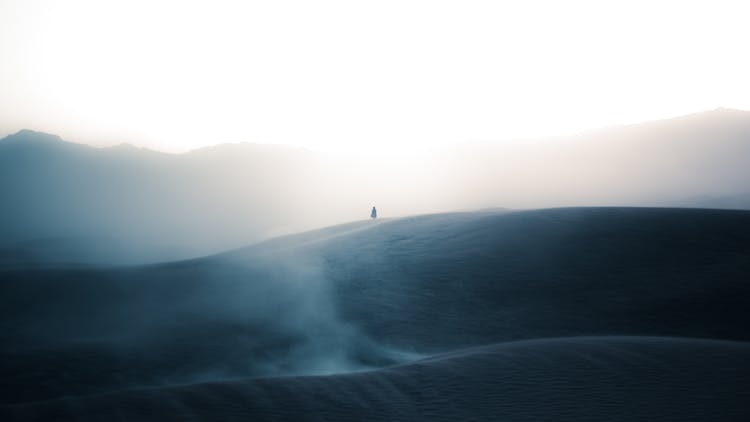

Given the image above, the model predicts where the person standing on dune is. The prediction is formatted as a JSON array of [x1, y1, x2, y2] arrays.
[[371, 206, 377, 219]]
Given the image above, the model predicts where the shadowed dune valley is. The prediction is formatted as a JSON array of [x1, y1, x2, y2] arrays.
[[3, 2, 750, 420]]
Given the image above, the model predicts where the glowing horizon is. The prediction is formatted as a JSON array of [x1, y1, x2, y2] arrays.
[[1, 0, 749, 153]]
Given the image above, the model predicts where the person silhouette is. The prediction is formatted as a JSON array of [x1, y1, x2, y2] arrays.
[[371, 206, 377, 219]]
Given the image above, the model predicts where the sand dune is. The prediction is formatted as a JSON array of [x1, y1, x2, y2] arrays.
[[3, 337, 749, 421], [1, 207, 750, 419]]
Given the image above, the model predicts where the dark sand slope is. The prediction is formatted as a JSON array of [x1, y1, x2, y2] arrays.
[[3, 337, 750, 421], [2, 207, 750, 416], [297, 207, 750, 350]]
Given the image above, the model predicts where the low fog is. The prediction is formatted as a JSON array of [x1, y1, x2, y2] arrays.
[[1, 108, 749, 264], [0, 243, 417, 401]]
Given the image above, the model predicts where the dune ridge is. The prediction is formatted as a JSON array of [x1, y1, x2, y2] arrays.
[[2, 207, 750, 419]]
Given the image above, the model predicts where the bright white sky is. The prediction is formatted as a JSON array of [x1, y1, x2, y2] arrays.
[[1, 0, 749, 153]]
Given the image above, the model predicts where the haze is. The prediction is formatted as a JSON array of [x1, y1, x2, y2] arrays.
[[2, 0, 749, 153], [4, 3, 750, 418], [2, 107, 750, 265]]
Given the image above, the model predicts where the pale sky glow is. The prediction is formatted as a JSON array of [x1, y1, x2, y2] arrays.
[[1, 0, 749, 152]]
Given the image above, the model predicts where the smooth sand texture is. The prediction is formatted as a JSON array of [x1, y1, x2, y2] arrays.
[[2, 207, 750, 420], [3, 337, 750, 421]]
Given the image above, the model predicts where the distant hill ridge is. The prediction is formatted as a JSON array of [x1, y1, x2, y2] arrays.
[[1, 108, 750, 264], [4, 107, 750, 154]]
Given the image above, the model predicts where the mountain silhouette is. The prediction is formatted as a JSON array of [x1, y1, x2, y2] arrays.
[[1, 108, 750, 264]]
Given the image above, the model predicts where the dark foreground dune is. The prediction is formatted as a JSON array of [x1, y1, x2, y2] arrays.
[[306, 207, 750, 349], [1, 207, 750, 419], [3, 337, 750, 421]]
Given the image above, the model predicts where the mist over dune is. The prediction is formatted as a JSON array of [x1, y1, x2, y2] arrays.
[[1, 108, 750, 264], [2, 208, 749, 413]]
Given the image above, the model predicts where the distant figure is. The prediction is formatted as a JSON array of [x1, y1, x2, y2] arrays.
[[371, 206, 377, 219]]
